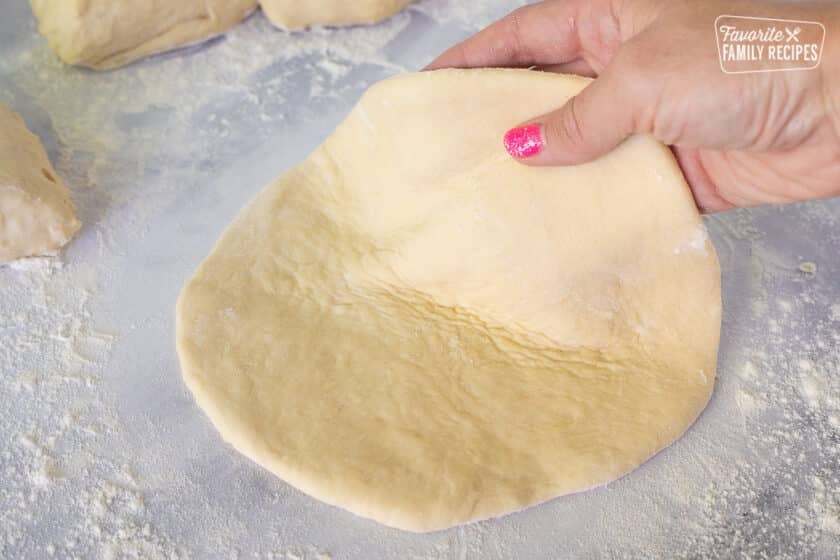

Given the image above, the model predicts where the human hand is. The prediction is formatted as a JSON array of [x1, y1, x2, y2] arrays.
[[427, 0, 840, 212]]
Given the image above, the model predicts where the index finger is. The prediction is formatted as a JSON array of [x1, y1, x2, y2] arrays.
[[424, 1, 588, 70]]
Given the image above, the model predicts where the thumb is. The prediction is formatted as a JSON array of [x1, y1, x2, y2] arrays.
[[503, 70, 639, 166]]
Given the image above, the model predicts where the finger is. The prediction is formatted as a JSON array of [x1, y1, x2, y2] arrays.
[[540, 59, 597, 78], [425, 2, 585, 71], [502, 66, 638, 166]]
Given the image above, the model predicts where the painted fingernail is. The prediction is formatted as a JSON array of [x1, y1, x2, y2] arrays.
[[503, 124, 544, 159]]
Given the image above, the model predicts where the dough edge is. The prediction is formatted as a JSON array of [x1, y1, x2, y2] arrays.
[[259, 0, 414, 30]]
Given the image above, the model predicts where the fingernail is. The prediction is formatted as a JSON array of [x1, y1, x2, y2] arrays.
[[503, 124, 544, 159]]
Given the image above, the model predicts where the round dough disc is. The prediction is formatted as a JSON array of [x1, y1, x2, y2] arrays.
[[176, 69, 721, 532]]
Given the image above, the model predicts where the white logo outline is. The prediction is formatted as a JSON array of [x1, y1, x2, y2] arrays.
[[715, 14, 825, 74]]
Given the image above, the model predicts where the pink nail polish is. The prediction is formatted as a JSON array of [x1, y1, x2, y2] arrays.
[[503, 124, 544, 159]]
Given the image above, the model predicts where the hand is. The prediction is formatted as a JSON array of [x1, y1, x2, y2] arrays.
[[426, 0, 840, 212]]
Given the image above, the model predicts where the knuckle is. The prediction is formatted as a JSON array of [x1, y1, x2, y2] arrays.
[[505, 7, 529, 63], [547, 97, 588, 149], [611, 43, 647, 73], [601, 47, 652, 134]]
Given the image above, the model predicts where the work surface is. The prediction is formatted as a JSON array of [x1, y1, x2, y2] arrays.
[[0, 1, 838, 558]]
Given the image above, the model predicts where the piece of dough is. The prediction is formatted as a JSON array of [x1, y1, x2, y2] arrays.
[[0, 103, 80, 263], [177, 69, 721, 532], [30, 0, 258, 70], [258, 0, 412, 29]]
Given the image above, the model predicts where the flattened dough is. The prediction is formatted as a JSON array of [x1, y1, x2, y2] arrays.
[[0, 102, 80, 263], [31, 0, 258, 69], [259, 0, 412, 29], [177, 69, 721, 532]]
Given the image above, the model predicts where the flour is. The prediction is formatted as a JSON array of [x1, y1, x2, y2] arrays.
[[735, 388, 765, 417], [0, 0, 838, 557], [581, 207, 840, 559], [799, 359, 831, 409], [0, 253, 186, 559], [674, 224, 710, 255], [5, 255, 61, 271]]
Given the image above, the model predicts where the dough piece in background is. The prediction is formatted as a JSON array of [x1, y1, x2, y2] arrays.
[[259, 0, 412, 29], [0, 103, 80, 263], [30, 0, 258, 70], [177, 69, 721, 532]]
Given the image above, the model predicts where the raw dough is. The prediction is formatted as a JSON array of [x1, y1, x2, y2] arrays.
[[177, 69, 721, 532], [30, 0, 258, 70], [0, 102, 80, 263], [259, 0, 412, 29]]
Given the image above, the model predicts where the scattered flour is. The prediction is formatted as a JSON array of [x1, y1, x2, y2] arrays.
[[0, 255, 184, 558], [735, 388, 765, 417], [674, 225, 710, 255], [0, 1, 837, 558], [5, 255, 61, 271]]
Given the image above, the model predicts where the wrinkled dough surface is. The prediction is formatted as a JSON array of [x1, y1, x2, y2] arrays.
[[176, 69, 721, 532], [0, 102, 80, 263], [31, 0, 257, 69], [259, 0, 412, 29]]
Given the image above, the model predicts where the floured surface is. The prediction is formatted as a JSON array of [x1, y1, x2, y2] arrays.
[[0, 0, 837, 556], [177, 69, 720, 531]]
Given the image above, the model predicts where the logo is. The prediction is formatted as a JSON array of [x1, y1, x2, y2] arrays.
[[715, 15, 825, 74]]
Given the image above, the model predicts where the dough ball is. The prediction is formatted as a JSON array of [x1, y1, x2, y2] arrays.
[[0, 102, 80, 263], [258, 0, 412, 29], [176, 69, 721, 532], [31, 0, 258, 70]]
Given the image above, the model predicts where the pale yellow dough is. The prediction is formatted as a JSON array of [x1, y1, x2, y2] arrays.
[[177, 69, 721, 532], [0, 103, 80, 263], [259, 0, 412, 29], [30, 0, 258, 70]]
